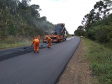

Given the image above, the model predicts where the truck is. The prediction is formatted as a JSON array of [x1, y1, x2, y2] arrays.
[[43, 23, 67, 43]]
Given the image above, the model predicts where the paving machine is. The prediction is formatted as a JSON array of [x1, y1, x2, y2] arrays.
[[43, 23, 67, 43]]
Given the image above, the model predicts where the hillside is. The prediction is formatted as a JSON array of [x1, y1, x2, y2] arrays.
[[0, 0, 54, 45]]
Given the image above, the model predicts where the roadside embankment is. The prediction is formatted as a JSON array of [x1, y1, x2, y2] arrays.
[[83, 38, 112, 84], [57, 37, 112, 84], [0, 36, 44, 50], [57, 38, 99, 84]]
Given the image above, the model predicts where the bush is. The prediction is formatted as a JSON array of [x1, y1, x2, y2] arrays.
[[83, 38, 112, 84]]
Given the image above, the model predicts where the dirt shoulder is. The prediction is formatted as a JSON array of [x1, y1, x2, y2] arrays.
[[56, 39, 98, 84]]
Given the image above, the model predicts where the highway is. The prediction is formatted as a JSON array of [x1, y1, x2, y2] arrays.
[[0, 36, 80, 84]]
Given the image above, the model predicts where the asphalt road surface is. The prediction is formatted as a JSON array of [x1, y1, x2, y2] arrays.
[[0, 36, 80, 84], [0, 43, 56, 61]]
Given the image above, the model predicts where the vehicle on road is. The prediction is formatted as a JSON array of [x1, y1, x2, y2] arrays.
[[43, 23, 67, 43]]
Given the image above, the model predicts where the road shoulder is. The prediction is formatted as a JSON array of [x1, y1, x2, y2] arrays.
[[56, 39, 99, 84]]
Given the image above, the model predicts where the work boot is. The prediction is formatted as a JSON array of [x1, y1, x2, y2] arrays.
[[48, 47, 50, 48], [37, 51, 39, 53]]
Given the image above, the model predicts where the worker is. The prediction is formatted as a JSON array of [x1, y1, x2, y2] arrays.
[[31, 37, 40, 53], [37, 35, 41, 41], [46, 36, 52, 48]]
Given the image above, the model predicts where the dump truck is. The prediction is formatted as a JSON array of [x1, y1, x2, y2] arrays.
[[43, 23, 67, 43]]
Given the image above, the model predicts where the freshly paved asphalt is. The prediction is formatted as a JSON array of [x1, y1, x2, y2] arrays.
[[0, 36, 80, 84], [0, 43, 56, 61]]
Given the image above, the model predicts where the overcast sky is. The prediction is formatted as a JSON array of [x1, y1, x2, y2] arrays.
[[30, 0, 100, 34]]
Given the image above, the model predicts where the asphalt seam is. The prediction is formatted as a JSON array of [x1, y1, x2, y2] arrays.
[[0, 43, 56, 61]]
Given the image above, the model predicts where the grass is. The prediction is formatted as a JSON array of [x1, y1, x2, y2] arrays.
[[0, 35, 45, 49], [67, 34, 72, 38], [0, 40, 32, 49], [82, 38, 112, 84], [0, 40, 43, 50]]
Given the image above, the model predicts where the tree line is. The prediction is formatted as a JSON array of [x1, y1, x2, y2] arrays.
[[75, 0, 112, 47], [0, 0, 54, 41]]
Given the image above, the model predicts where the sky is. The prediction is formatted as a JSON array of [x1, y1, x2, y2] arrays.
[[30, 0, 100, 34]]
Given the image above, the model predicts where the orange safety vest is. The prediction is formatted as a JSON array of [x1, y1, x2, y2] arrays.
[[32, 39, 39, 45], [47, 37, 52, 42]]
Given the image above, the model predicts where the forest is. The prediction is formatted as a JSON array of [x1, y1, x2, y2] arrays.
[[75, 0, 112, 48], [0, 0, 54, 43]]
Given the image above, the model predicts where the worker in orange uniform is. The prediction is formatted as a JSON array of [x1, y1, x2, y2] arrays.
[[37, 35, 41, 41], [46, 36, 52, 48], [31, 37, 40, 53]]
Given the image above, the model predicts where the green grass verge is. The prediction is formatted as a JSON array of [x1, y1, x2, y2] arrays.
[[0, 41, 32, 49], [0, 40, 43, 50], [82, 38, 112, 84], [0, 35, 44, 50]]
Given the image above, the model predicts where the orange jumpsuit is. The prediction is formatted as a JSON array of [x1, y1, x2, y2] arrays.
[[32, 39, 39, 52], [47, 37, 52, 48]]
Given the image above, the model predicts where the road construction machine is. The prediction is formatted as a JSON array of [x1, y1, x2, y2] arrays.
[[43, 23, 67, 43]]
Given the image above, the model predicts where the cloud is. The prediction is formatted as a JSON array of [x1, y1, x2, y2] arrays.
[[52, 0, 60, 1], [30, 0, 100, 34], [52, 0, 66, 1]]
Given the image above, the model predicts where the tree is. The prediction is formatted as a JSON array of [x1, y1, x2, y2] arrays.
[[0, 0, 54, 41], [74, 26, 85, 36]]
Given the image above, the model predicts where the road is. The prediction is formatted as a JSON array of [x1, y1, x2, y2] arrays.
[[0, 36, 80, 84], [0, 43, 56, 61]]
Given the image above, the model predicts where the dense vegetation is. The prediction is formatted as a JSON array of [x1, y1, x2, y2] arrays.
[[75, 0, 112, 83], [0, 0, 54, 43], [75, 0, 112, 48], [83, 38, 112, 84]]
